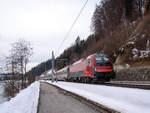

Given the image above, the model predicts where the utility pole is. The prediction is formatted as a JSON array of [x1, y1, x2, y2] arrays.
[[51, 51, 69, 82], [146, 40, 150, 51], [52, 51, 55, 72], [51, 51, 55, 82]]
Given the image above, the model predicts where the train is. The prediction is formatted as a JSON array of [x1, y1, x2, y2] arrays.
[[55, 53, 116, 83]]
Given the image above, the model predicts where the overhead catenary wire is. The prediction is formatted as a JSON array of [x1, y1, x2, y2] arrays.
[[57, 0, 89, 55]]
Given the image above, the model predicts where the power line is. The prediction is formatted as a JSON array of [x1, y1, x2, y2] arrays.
[[57, 0, 89, 55]]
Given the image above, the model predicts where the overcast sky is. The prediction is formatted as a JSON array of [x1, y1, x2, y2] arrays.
[[0, 0, 98, 71]]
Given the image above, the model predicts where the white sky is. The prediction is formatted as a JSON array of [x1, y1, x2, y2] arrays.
[[0, 0, 98, 70]]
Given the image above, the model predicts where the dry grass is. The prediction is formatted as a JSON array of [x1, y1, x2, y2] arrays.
[[130, 61, 150, 67]]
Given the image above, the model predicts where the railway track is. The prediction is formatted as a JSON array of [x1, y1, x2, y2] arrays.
[[63, 80, 150, 90], [41, 78, 150, 90], [96, 81, 150, 90]]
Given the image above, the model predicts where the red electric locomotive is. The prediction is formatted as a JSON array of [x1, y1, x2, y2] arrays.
[[56, 53, 115, 82]]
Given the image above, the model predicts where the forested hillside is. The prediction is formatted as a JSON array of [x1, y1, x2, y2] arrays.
[[27, 59, 52, 76], [27, 0, 150, 76]]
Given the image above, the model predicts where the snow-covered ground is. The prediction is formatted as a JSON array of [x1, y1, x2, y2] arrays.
[[46, 81, 150, 113], [0, 82, 9, 104], [0, 80, 150, 113], [0, 81, 40, 113]]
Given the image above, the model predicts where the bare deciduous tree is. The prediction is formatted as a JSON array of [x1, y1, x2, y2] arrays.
[[10, 39, 33, 88], [3, 56, 20, 97]]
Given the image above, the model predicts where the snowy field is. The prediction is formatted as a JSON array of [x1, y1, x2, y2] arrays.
[[46, 81, 150, 113], [0, 81, 40, 113]]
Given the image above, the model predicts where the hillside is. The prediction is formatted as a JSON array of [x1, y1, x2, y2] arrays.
[[115, 14, 150, 66], [27, 0, 150, 76], [56, 0, 150, 69]]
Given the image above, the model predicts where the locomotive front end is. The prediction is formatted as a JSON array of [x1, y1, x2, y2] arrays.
[[94, 54, 116, 81]]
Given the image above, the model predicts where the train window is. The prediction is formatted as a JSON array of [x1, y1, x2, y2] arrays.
[[95, 56, 109, 62], [95, 56, 111, 66], [76, 71, 84, 76], [79, 71, 85, 76], [70, 72, 76, 77], [69, 71, 85, 77], [88, 59, 92, 65], [103, 57, 109, 61]]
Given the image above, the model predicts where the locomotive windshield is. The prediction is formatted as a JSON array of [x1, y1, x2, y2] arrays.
[[94, 55, 112, 66]]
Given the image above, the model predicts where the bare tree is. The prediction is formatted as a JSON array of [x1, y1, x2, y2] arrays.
[[3, 56, 20, 97], [10, 39, 33, 88]]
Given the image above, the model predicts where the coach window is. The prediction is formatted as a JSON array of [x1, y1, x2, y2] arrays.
[[88, 59, 92, 65]]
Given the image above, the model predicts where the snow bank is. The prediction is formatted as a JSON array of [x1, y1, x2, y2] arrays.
[[132, 47, 150, 59], [46, 81, 150, 113], [0, 81, 40, 113]]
